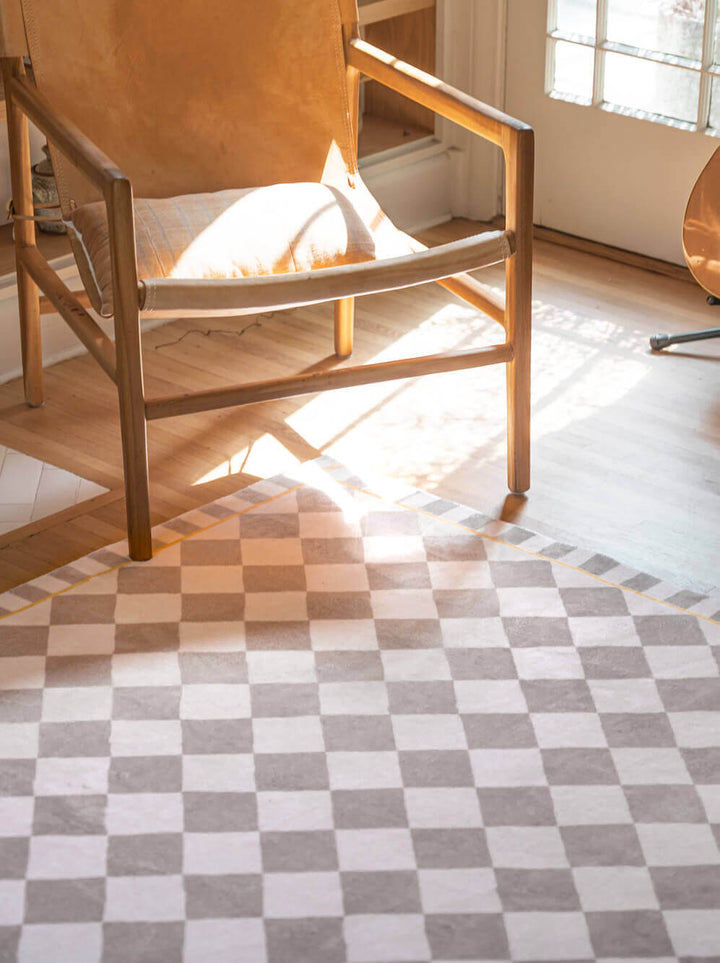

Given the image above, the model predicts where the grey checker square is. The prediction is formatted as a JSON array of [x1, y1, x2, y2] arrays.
[[1, 469, 719, 963]]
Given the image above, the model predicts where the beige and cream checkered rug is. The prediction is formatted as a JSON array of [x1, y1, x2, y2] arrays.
[[1, 457, 719, 963]]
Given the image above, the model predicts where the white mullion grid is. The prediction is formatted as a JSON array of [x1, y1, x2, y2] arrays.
[[592, 0, 608, 107], [699, 0, 719, 129], [545, 0, 559, 96]]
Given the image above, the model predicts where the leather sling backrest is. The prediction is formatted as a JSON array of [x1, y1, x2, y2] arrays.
[[17, 0, 357, 214]]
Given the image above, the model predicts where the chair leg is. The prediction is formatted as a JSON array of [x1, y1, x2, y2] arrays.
[[505, 272, 531, 494], [114, 308, 153, 561], [17, 262, 44, 407], [504, 128, 533, 495], [334, 297, 354, 359], [2, 58, 43, 407]]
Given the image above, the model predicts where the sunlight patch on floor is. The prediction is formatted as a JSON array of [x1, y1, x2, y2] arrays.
[[191, 293, 654, 492]]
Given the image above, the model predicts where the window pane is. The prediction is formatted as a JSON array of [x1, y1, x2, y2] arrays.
[[709, 76, 720, 128], [556, 0, 597, 38], [604, 51, 699, 122], [607, 0, 705, 60], [552, 39, 595, 100]]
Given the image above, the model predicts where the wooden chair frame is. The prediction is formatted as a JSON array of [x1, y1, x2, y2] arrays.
[[1, 16, 533, 562]]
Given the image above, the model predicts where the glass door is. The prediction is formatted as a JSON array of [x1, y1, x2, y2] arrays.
[[505, 0, 720, 262]]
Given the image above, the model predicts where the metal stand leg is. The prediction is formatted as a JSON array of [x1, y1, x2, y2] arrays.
[[650, 296, 720, 350]]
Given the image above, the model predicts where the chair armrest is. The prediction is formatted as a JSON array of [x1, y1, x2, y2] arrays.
[[345, 38, 531, 149], [6, 73, 128, 192]]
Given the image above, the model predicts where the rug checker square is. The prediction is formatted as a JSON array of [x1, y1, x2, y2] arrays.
[[0, 463, 719, 963]]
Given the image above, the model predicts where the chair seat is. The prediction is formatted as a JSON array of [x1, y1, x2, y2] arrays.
[[68, 177, 415, 317]]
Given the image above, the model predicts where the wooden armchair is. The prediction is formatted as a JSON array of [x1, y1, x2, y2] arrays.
[[0, 0, 533, 561]]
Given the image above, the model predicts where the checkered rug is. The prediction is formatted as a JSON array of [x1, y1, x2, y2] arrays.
[[1, 457, 719, 963]]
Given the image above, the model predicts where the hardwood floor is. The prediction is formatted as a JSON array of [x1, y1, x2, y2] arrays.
[[0, 220, 718, 595]]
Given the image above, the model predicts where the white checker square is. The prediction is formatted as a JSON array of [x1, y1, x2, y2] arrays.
[[569, 616, 640, 647], [27, 835, 107, 879], [362, 535, 427, 564], [47, 624, 115, 655], [243, 591, 307, 622], [239, 538, 303, 566], [246, 651, 316, 684], [697, 785, 720, 820], [646, 646, 719, 679], [573, 866, 659, 911], [0, 797, 33, 837], [252, 716, 324, 753], [182, 754, 255, 792], [179, 622, 246, 652], [70, 571, 118, 595], [257, 790, 334, 832], [551, 786, 632, 825], [471, 748, 547, 787], [381, 649, 450, 682], [305, 564, 368, 592], [336, 829, 416, 871], [622, 592, 672, 615], [497, 587, 566, 617], [327, 751, 402, 790], [392, 714, 467, 751], [41, 686, 112, 722], [110, 720, 181, 756], [0, 880, 24, 924], [180, 684, 251, 720], [310, 620, 378, 651], [184, 919, 266, 963], [111, 652, 181, 687], [428, 560, 493, 589], [589, 679, 665, 713], [637, 823, 720, 866], [344, 913, 430, 963], [319, 682, 388, 715], [1, 601, 50, 626], [370, 589, 437, 620], [485, 826, 569, 868], [298, 512, 361, 538], [263, 871, 343, 918], [669, 711, 720, 747], [664, 909, 720, 956], [403, 787, 483, 828], [441, 617, 509, 648], [182, 832, 262, 875], [512, 647, 584, 680], [505, 911, 592, 961], [0, 656, 45, 689], [418, 868, 502, 913], [114, 594, 181, 623], [181, 565, 243, 594], [455, 680, 527, 713], [105, 792, 183, 835], [0, 722, 38, 758], [18, 924, 102, 963], [611, 748, 692, 785], [34, 757, 109, 796], [105, 874, 185, 921], [531, 712, 607, 748]]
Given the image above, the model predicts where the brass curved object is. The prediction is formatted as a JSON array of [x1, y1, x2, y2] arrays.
[[682, 145, 720, 298]]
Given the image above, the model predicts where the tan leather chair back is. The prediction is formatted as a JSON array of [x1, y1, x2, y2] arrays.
[[0, 0, 27, 55], [18, 0, 358, 212]]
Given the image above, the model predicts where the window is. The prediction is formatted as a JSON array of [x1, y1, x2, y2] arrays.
[[547, 0, 720, 133]]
